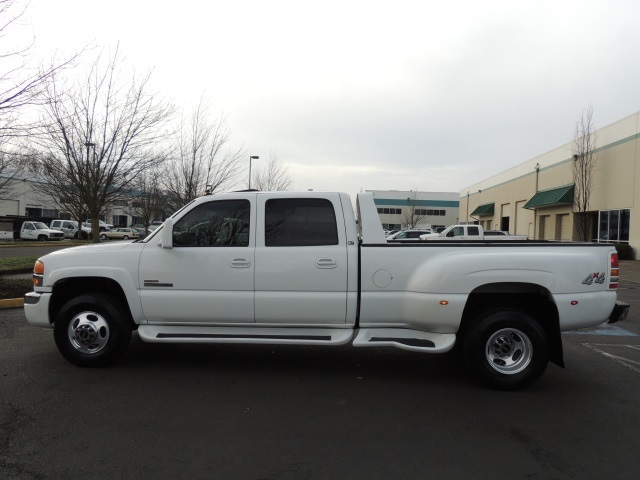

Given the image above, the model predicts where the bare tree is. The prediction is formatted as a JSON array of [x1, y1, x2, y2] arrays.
[[572, 105, 597, 241], [252, 151, 293, 191], [162, 95, 246, 212], [128, 168, 165, 231], [0, 0, 76, 198], [400, 190, 428, 229], [31, 46, 175, 241]]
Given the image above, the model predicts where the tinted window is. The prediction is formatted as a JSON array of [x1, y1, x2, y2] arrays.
[[468, 226, 480, 236], [265, 198, 338, 247], [173, 200, 250, 247]]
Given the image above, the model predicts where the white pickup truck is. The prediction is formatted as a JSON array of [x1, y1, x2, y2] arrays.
[[24, 192, 628, 389], [420, 224, 528, 240], [19, 221, 64, 241]]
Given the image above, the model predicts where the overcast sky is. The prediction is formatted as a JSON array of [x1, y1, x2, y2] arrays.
[[18, 0, 640, 198]]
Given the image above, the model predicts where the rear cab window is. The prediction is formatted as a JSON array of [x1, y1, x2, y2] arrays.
[[265, 198, 339, 247]]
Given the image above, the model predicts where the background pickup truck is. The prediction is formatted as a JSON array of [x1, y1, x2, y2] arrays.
[[19, 221, 64, 241], [24, 192, 628, 389], [49, 220, 92, 239], [420, 224, 528, 240]]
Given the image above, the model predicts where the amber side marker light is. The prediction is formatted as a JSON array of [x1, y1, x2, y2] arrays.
[[33, 260, 44, 287], [439, 300, 449, 306]]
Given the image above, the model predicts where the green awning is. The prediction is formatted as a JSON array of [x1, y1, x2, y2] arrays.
[[524, 185, 574, 210], [470, 202, 494, 216]]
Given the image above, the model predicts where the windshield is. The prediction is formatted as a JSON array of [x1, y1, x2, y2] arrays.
[[34, 222, 48, 229]]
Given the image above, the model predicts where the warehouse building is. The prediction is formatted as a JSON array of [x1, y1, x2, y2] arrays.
[[366, 190, 460, 231], [459, 111, 638, 257]]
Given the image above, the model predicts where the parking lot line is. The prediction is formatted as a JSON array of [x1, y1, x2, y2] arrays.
[[583, 343, 640, 375], [564, 324, 637, 336]]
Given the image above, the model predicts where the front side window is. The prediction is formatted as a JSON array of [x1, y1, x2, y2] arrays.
[[448, 226, 464, 237], [173, 199, 250, 247], [265, 198, 338, 247]]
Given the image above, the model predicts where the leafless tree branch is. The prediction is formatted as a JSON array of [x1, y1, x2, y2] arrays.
[[252, 150, 293, 191], [571, 104, 597, 241]]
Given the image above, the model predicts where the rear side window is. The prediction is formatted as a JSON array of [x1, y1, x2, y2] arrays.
[[468, 226, 480, 236], [265, 198, 339, 247], [173, 199, 250, 247]]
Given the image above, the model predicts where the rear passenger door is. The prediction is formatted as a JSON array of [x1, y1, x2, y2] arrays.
[[254, 195, 348, 325]]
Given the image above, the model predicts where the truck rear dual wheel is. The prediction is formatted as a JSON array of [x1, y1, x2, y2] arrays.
[[463, 309, 549, 390], [53, 294, 132, 367]]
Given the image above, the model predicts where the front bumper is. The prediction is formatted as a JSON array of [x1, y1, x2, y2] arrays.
[[24, 291, 53, 328], [608, 301, 630, 324]]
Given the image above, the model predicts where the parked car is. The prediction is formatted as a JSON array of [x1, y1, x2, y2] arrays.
[[386, 229, 433, 241], [84, 219, 114, 232], [99, 228, 139, 240], [148, 220, 164, 231], [19, 221, 64, 241], [131, 227, 151, 237], [50, 220, 92, 239]]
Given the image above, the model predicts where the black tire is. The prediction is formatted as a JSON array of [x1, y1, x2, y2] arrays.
[[73, 231, 79, 239], [463, 309, 548, 390], [37, 235, 47, 241], [53, 293, 132, 367], [100, 233, 107, 240], [123, 235, 129, 240]]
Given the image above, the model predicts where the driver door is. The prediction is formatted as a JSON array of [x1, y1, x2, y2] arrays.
[[138, 196, 256, 324]]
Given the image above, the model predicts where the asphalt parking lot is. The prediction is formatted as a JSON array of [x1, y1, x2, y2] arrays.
[[1, 263, 639, 479]]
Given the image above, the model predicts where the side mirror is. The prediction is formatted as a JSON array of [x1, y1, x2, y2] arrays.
[[161, 218, 173, 249]]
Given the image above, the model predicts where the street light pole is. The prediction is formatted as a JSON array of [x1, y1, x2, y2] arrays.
[[248, 155, 259, 189], [84, 141, 95, 237]]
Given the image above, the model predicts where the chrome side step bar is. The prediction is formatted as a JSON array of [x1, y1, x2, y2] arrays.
[[353, 328, 456, 353], [138, 325, 354, 345]]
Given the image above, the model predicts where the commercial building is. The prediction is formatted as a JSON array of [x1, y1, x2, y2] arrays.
[[459, 111, 638, 257], [0, 172, 142, 228], [366, 190, 460, 231]]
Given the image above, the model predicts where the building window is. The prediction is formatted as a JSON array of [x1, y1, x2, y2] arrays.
[[112, 215, 128, 228], [113, 200, 128, 207], [377, 207, 401, 215], [597, 209, 630, 243]]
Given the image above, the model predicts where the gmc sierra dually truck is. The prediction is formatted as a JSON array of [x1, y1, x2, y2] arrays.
[[24, 192, 629, 389]]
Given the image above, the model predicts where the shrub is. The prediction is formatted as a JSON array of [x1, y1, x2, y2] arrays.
[[614, 243, 634, 260]]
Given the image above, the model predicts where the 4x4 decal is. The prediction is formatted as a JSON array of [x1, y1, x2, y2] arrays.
[[582, 273, 606, 285]]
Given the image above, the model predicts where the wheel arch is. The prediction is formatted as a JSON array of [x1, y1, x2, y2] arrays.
[[459, 282, 564, 368], [49, 277, 137, 330]]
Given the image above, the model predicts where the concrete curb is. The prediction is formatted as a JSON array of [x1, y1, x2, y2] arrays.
[[0, 298, 24, 309]]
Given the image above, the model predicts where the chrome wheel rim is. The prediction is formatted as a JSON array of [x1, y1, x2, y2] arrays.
[[485, 328, 532, 374], [67, 312, 110, 354]]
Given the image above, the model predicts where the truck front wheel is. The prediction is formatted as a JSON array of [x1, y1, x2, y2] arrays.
[[463, 309, 548, 390], [53, 294, 132, 367]]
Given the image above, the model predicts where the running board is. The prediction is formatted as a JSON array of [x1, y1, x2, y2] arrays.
[[353, 328, 456, 353], [138, 325, 354, 345]]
